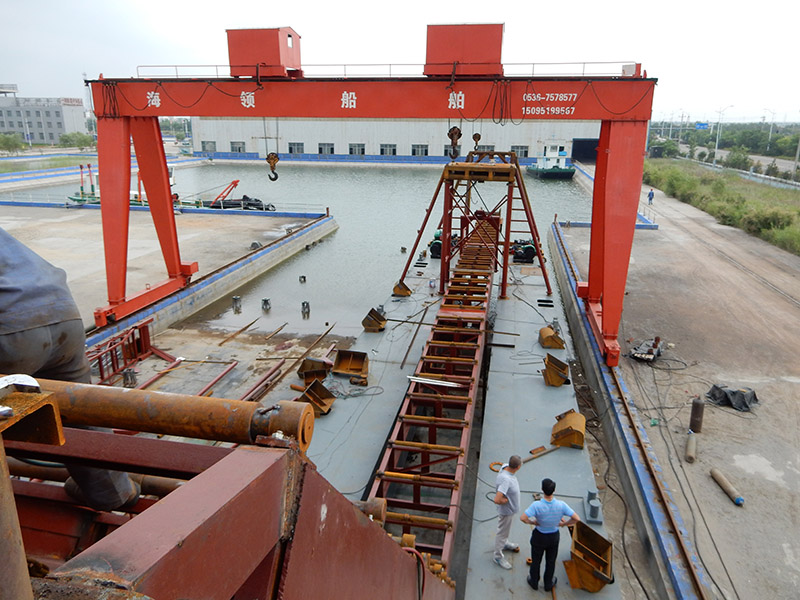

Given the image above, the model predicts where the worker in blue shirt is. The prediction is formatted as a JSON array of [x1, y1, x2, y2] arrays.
[[648, 188, 654, 205], [520, 477, 580, 591]]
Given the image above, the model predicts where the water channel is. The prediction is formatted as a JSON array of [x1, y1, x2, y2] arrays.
[[3, 162, 594, 337]]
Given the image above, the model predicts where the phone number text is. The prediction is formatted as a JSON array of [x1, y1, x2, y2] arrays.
[[522, 106, 576, 115]]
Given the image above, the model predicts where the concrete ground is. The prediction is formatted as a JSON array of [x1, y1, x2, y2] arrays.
[[560, 185, 800, 600], [0, 204, 312, 329]]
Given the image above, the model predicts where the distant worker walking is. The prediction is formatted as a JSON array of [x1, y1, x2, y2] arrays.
[[648, 188, 654, 205], [520, 477, 580, 591], [492, 455, 522, 569]]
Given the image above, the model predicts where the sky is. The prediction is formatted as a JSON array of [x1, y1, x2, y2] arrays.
[[3, 0, 797, 124]]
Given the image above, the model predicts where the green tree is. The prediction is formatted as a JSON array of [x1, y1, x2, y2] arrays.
[[0, 133, 24, 155], [765, 160, 780, 177], [723, 146, 752, 170], [59, 132, 96, 150], [175, 131, 186, 142]]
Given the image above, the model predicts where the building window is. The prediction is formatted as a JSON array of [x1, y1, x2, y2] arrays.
[[318, 143, 334, 154], [412, 144, 428, 156], [511, 145, 529, 157], [16, 111, 21, 117], [48, 133, 54, 140], [18, 121, 23, 128], [47, 122, 52, 128], [38, 132, 44, 140], [35, 110, 41, 117], [0, 121, 4, 128], [45, 111, 50, 117], [444, 145, 461, 157], [475, 144, 495, 152], [56, 122, 62, 129], [349, 143, 365, 155], [6, 110, 12, 116], [288, 142, 304, 154], [201, 141, 217, 152], [36, 122, 43, 128], [55, 111, 60, 117], [380, 144, 397, 156], [230, 141, 246, 152], [25, 110, 31, 117]]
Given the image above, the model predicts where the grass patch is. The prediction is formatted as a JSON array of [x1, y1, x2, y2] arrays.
[[0, 156, 93, 174], [644, 159, 800, 256]]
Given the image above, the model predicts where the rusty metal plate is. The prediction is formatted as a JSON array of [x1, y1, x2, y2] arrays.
[[279, 468, 454, 600], [0, 391, 63, 445]]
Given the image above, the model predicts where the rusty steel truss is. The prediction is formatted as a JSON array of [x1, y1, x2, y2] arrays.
[[367, 154, 545, 581]]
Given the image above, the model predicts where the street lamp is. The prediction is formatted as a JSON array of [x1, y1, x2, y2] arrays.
[[764, 108, 776, 152], [713, 105, 733, 166]]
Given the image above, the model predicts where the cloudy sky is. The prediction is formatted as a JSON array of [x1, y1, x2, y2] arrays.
[[4, 0, 797, 124]]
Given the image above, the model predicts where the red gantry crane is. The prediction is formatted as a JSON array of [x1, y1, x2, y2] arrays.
[[88, 24, 655, 368]]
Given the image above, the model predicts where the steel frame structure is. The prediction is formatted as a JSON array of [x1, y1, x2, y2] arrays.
[[88, 39, 654, 364], [367, 210, 498, 577]]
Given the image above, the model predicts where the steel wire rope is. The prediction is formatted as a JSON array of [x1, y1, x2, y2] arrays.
[[587, 81, 654, 116], [629, 360, 739, 600], [453, 80, 499, 123]]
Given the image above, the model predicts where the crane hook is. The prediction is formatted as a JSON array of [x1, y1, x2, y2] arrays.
[[472, 132, 481, 151], [266, 152, 279, 181], [447, 127, 462, 160]]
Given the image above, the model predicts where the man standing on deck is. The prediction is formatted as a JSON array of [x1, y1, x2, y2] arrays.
[[648, 188, 655, 205], [493, 455, 522, 569], [0, 227, 140, 511], [520, 477, 580, 591]]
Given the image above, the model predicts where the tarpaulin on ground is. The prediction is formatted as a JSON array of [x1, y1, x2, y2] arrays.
[[705, 385, 759, 412]]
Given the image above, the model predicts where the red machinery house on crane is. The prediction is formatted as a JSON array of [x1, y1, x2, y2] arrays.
[[88, 24, 655, 367]]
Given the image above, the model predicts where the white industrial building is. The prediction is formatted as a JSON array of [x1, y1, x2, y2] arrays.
[[190, 117, 601, 162], [0, 84, 88, 144]]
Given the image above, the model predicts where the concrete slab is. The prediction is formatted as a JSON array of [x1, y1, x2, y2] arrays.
[[464, 263, 618, 600], [558, 185, 800, 600]]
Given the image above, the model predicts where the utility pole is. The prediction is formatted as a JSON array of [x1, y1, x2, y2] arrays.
[[764, 108, 776, 152], [713, 105, 733, 167]]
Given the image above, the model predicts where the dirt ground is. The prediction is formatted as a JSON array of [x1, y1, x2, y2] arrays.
[[562, 187, 800, 600]]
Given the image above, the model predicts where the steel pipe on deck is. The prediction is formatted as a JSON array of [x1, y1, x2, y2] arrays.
[[26, 377, 315, 451]]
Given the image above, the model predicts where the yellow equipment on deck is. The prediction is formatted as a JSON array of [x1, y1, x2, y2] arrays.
[[332, 350, 369, 378], [542, 353, 570, 387], [563, 521, 614, 592], [538, 325, 565, 349], [362, 308, 388, 332], [550, 409, 586, 449]]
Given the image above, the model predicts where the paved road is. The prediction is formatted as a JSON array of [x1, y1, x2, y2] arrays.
[[562, 182, 800, 600]]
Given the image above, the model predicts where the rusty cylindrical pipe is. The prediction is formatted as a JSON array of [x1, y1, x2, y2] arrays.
[[30, 377, 314, 451], [6, 458, 184, 497]]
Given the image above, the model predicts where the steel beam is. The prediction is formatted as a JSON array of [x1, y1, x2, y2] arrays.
[[19, 377, 314, 449]]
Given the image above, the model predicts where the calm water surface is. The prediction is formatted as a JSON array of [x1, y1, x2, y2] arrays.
[[5, 163, 593, 337]]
